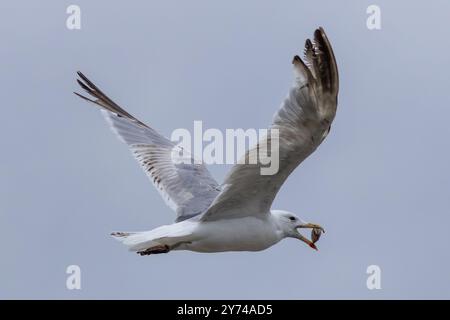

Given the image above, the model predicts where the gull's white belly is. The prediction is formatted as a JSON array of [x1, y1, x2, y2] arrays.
[[179, 217, 282, 253]]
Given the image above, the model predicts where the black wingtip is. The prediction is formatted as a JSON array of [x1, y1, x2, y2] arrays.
[[73, 91, 85, 98], [76, 70, 85, 78], [312, 27, 339, 95], [76, 78, 92, 95], [73, 91, 95, 103], [314, 27, 327, 43], [73, 70, 148, 127]]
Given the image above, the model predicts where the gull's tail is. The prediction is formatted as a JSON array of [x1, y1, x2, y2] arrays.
[[110, 224, 194, 253], [110, 231, 152, 251]]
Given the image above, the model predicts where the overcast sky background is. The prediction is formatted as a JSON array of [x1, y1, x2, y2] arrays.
[[1, 1, 450, 299]]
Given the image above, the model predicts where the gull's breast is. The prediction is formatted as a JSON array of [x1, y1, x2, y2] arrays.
[[182, 216, 282, 253]]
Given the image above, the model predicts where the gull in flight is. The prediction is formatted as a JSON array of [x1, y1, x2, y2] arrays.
[[74, 27, 339, 255]]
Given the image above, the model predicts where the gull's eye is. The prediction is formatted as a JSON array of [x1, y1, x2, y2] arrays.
[[289, 216, 296, 221]]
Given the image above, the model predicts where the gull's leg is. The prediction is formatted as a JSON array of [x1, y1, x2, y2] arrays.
[[137, 245, 170, 256]]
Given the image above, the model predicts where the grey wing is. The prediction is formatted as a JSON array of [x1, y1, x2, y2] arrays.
[[74, 72, 220, 222], [202, 27, 339, 221]]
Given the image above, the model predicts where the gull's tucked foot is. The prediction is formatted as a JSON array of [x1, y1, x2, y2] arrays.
[[137, 245, 170, 256]]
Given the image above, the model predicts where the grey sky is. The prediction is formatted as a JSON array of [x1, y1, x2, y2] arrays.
[[1, 0, 450, 299]]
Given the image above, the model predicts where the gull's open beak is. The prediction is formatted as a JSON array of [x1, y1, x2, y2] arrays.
[[298, 223, 325, 233], [295, 223, 325, 251], [296, 233, 318, 250]]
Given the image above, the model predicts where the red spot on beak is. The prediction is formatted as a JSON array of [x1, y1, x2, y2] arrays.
[[309, 243, 318, 251]]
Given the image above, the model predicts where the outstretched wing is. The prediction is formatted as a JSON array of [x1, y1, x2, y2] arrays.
[[74, 72, 220, 222], [202, 27, 339, 221]]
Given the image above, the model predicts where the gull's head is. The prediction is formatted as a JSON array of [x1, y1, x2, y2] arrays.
[[272, 210, 325, 251]]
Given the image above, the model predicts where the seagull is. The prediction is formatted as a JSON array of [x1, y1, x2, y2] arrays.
[[74, 27, 338, 255]]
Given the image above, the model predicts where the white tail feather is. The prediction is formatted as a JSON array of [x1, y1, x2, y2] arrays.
[[111, 223, 195, 252]]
